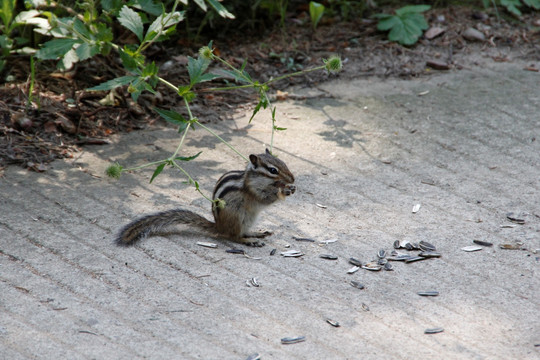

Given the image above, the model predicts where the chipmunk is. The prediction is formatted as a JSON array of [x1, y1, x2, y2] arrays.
[[116, 149, 295, 247]]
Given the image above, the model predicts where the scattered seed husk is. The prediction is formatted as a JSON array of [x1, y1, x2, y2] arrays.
[[281, 336, 306, 345], [506, 212, 525, 224], [377, 249, 387, 259], [293, 236, 315, 242], [419, 251, 441, 258], [349, 257, 363, 267], [500, 224, 516, 228], [411, 242, 421, 250], [393, 240, 401, 249], [499, 242, 523, 250], [384, 262, 394, 271], [473, 240, 493, 247], [319, 254, 338, 260], [347, 266, 360, 274], [417, 291, 439, 296], [361, 303, 370, 311], [424, 327, 444, 334], [405, 243, 414, 251], [419, 241, 436, 252], [461, 245, 483, 252], [197, 241, 217, 248], [350, 281, 365, 289], [316, 203, 327, 209], [362, 262, 383, 271], [243, 254, 262, 260], [320, 239, 338, 244], [405, 256, 428, 263], [388, 254, 412, 261], [246, 278, 261, 287], [226, 248, 245, 254], [377, 258, 388, 265], [281, 250, 304, 257], [326, 318, 340, 327], [412, 203, 421, 213], [270, 248, 277, 256], [245, 353, 261, 360]]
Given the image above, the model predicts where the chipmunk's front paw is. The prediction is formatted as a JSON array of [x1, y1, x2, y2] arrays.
[[283, 184, 296, 196]]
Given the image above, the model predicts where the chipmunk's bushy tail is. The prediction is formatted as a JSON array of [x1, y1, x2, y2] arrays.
[[115, 209, 215, 246]]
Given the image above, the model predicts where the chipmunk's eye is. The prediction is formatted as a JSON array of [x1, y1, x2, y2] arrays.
[[269, 167, 278, 175]]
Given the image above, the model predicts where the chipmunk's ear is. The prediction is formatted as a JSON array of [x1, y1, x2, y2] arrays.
[[249, 154, 259, 167], [265, 148, 272, 156]]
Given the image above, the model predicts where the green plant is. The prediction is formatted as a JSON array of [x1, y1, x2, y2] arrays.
[[373, 5, 430, 46], [483, 0, 540, 16], [105, 45, 342, 198], [309, 1, 325, 30]]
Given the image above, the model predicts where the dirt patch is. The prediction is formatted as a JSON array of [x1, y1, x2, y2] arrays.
[[1, 6, 539, 170]]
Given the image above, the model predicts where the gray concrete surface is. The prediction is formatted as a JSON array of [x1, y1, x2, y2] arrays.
[[1, 61, 539, 360]]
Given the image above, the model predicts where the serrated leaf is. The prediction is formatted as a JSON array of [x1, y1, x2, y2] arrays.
[[150, 163, 166, 183], [154, 107, 188, 132], [249, 97, 268, 123], [132, 0, 163, 16], [75, 42, 99, 61], [395, 5, 431, 16], [175, 151, 202, 162], [376, 15, 400, 31], [87, 75, 138, 91], [119, 47, 140, 71], [118, 6, 144, 42], [73, 18, 91, 39], [60, 47, 79, 70], [198, 73, 220, 83], [206, 0, 235, 19], [187, 55, 210, 85], [35, 38, 79, 60], [522, 0, 540, 9], [501, 0, 522, 16], [146, 11, 184, 40]]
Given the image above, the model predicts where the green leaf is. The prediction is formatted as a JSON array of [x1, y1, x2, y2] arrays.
[[87, 75, 138, 91], [0, 0, 16, 32], [249, 96, 268, 123], [206, 0, 235, 19], [309, 2, 325, 29], [154, 107, 189, 132], [73, 18, 92, 39], [150, 163, 166, 183], [376, 15, 400, 31], [187, 55, 210, 85], [175, 151, 202, 162], [522, 0, 540, 9], [501, 0, 522, 16], [274, 126, 287, 131], [395, 5, 431, 16], [118, 5, 144, 42], [375, 5, 430, 46], [146, 11, 184, 42], [75, 42, 99, 61], [119, 46, 141, 72], [35, 38, 80, 60], [132, 0, 163, 16]]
